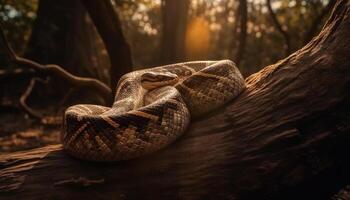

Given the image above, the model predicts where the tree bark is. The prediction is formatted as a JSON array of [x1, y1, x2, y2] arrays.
[[160, 0, 189, 64], [1, 0, 350, 199], [82, 0, 133, 91]]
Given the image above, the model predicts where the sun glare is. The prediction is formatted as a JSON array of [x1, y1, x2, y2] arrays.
[[185, 17, 211, 60]]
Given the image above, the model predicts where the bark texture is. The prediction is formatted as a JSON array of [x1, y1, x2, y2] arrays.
[[1, 1, 350, 199]]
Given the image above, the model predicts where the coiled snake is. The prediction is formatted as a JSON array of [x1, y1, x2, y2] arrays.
[[62, 60, 245, 161]]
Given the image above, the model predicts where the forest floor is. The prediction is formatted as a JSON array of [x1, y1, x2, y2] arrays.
[[0, 109, 61, 153], [0, 87, 101, 154]]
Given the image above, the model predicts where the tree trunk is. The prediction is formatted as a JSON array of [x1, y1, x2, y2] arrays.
[[24, 0, 110, 101], [160, 0, 189, 64], [1, 1, 350, 199], [82, 0, 133, 92], [25, 0, 107, 81], [234, 0, 247, 66]]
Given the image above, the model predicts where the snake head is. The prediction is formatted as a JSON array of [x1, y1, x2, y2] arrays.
[[141, 72, 179, 90]]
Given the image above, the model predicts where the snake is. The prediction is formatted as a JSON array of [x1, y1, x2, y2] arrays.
[[62, 60, 246, 161]]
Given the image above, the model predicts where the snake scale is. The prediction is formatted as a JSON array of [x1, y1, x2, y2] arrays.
[[62, 60, 246, 161]]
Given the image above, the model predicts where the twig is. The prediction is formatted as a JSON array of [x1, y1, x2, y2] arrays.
[[266, 0, 291, 56], [19, 78, 43, 119], [59, 88, 75, 108], [0, 21, 16, 61], [54, 177, 105, 188]]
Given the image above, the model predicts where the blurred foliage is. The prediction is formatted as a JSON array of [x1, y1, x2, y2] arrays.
[[0, 0, 37, 54], [0, 0, 331, 75], [116, 0, 162, 68], [242, 0, 330, 71], [115, 0, 331, 75]]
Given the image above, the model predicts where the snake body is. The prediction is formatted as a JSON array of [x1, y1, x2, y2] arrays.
[[62, 60, 245, 161]]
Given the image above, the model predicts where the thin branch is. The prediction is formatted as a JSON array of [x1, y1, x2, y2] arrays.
[[14, 58, 112, 103], [266, 0, 291, 56], [59, 88, 76, 107], [19, 78, 63, 126], [0, 21, 16, 61], [19, 78, 43, 119]]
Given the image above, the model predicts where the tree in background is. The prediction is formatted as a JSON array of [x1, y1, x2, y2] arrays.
[[1, 0, 335, 76], [1, 0, 133, 98], [82, 0, 133, 89], [0, 0, 336, 111], [26, 0, 109, 83], [160, 0, 189, 64], [0, 0, 134, 119], [232, 0, 247, 66]]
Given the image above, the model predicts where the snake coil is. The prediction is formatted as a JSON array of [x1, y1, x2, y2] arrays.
[[62, 60, 245, 161]]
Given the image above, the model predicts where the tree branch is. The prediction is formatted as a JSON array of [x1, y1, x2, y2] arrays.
[[19, 78, 44, 120], [0, 21, 16, 61], [266, 0, 291, 56]]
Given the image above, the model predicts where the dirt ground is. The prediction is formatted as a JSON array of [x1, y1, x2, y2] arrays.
[[0, 109, 61, 153]]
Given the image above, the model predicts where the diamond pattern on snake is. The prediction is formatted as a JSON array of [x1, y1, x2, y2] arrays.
[[62, 60, 246, 161]]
